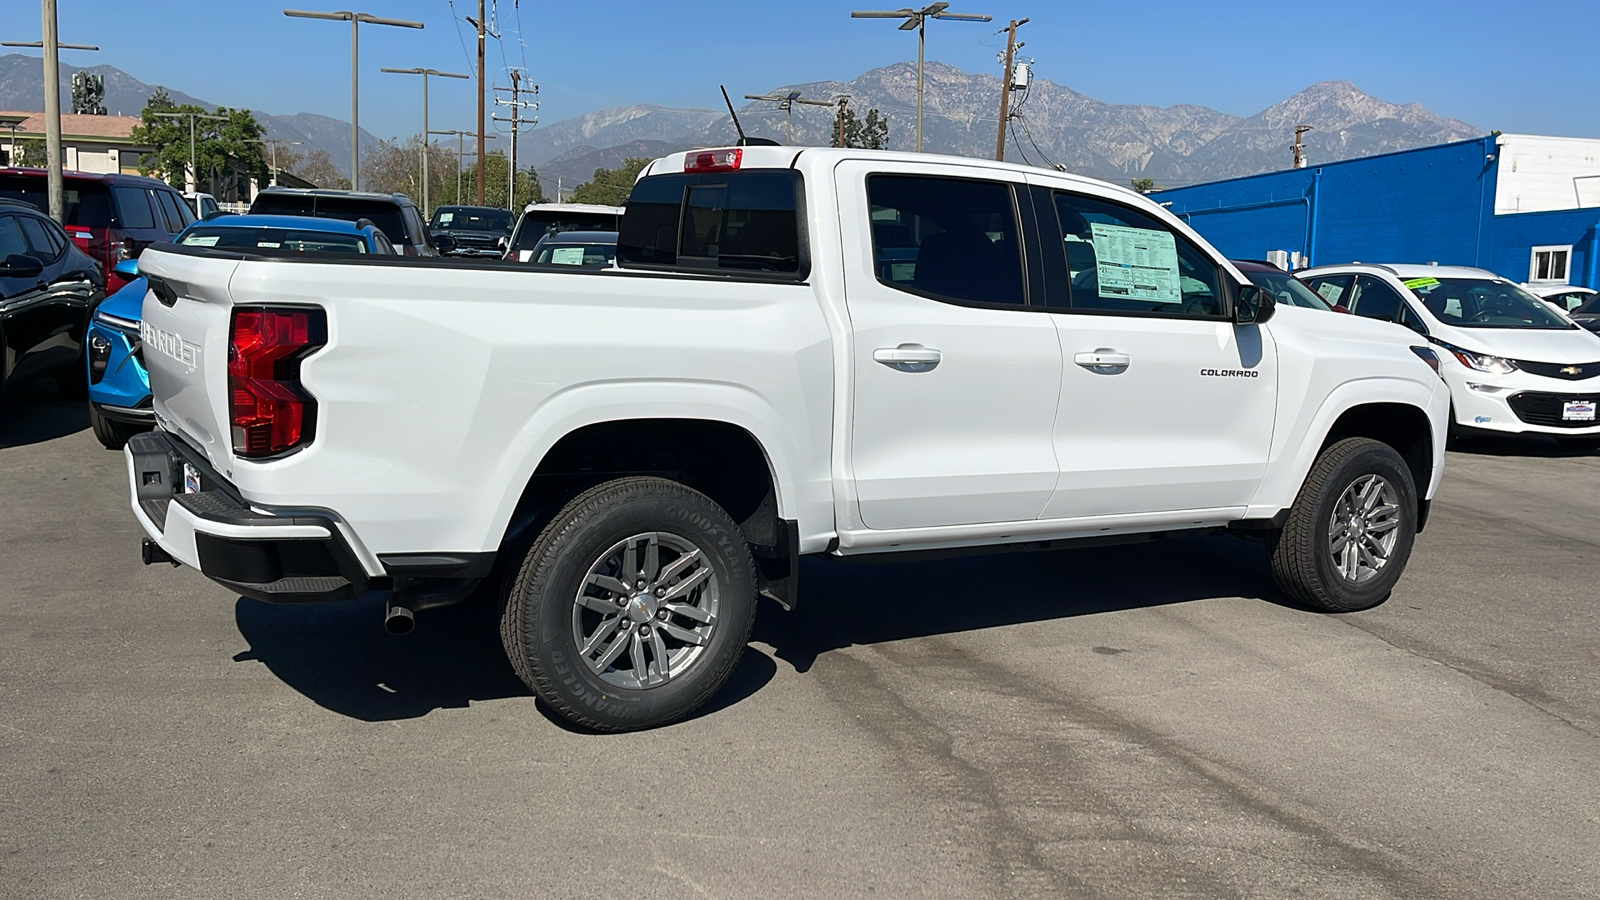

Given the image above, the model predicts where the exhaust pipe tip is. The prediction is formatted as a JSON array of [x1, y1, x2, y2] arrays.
[[384, 604, 415, 635]]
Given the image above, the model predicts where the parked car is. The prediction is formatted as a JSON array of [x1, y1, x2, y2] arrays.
[[504, 202, 623, 261], [129, 145, 1450, 732], [0, 167, 192, 292], [1300, 263, 1600, 450], [183, 191, 222, 220], [525, 230, 618, 267], [1524, 283, 1595, 314], [0, 198, 102, 401], [247, 187, 444, 256], [428, 205, 514, 257], [85, 215, 396, 449], [1231, 260, 1339, 311]]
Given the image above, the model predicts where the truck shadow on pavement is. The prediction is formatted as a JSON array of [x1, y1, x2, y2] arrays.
[[756, 533, 1282, 674], [0, 381, 89, 449], [231, 533, 1282, 724], [231, 590, 777, 725]]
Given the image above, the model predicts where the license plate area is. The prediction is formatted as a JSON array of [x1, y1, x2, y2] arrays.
[[1562, 400, 1596, 421]]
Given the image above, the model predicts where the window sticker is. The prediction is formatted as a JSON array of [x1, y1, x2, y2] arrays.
[[1315, 282, 1343, 303], [1403, 277, 1439, 289], [437, 212, 453, 225], [1089, 223, 1180, 303], [257, 241, 281, 249], [181, 235, 220, 247], [550, 246, 585, 265]]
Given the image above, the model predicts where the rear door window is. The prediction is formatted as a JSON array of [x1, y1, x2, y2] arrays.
[[0, 214, 29, 259], [618, 170, 802, 275], [1303, 274, 1353, 308], [18, 215, 63, 262], [864, 174, 1024, 307], [112, 186, 156, 229]]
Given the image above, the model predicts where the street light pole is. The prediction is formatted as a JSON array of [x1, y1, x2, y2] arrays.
[[284, 9, 424, 191], [743, 91, 836, 146], [383, 68, 468, 215], [850, 3, 991, 153], [245, 138, 303, 186], [427, 129, 494, 204], [153, 110, 226, 193], [4, 2, 99, 223]]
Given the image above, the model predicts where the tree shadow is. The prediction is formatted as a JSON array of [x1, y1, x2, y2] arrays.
[[233, 533, 1281, 724], [755, 532, 1283, 674], [0, 380, 89, 449]]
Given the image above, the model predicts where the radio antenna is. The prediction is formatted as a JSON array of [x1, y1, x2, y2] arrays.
[[720, 85, 748, 143]]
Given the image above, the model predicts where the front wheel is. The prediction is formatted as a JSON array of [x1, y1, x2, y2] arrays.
[[500, 476, 758, 732], [1268, 437, 1418, 612]]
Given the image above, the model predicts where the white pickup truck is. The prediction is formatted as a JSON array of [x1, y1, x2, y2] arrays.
[[127, 146, 1450, 731]]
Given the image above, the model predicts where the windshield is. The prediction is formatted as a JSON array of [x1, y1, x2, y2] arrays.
[[1245, 269, 1332, 311], [534, 242, 616, 266], [431, 207, 513, 233], [249, 194, 406, 246], [1405, 277, 1572, 329], [1573, 293, 1600, 316], [510, 211, 621, 253], [179, 226, 368, 254]]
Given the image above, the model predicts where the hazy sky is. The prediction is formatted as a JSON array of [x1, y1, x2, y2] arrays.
[[11, 0, 1598, 140]]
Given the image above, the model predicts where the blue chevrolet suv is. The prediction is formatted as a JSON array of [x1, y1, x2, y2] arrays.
[[86, 215, 393, 448]]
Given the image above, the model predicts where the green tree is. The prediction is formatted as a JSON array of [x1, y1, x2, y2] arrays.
[[12, 137, 47, 167], [129, 88, 269, 191], [567, 157, 650, 206], [440, 149, 545, 210], [295, 149, 349, 189], [1130, 177, 1157, 193], [840, 107, 890, 150]]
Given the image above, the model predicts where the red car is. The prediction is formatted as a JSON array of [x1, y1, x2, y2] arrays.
[[0, 168, 194, 293]]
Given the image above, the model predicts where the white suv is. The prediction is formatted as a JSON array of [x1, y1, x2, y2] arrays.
[[1300, 264, 1600, 450]]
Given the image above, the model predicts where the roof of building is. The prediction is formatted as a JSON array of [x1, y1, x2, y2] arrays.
[[0, 110, 145, 143]]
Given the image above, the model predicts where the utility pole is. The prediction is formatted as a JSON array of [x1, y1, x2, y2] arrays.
[[834, 96, 850, 148], [994, 17, 1028, 161], [494, 69, 539, 211], [744, 91, 835, 145], [284, 10, 424, 192], [3, 5, 99, 223], [851, 4, 992, 153], [1293, 124, 1313, 169], [382, 68, 468, 216], [472, 1, 486, 204], [428, 129, 494, 205], [244, 138, 302, 188], [153, 110, 226, 192]]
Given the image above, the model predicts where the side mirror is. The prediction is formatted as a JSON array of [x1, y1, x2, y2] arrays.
[[433, 233, 456, 253], [113, 257, 140, 279], [1, 253, 44, 279], [1234, 283, 1276, 325]]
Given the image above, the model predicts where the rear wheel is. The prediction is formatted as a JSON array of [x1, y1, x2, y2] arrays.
[[500, 476, 757, 732], [1555, 436, 1600, 453], [88, 403, 143, 451], [1268, 438, 1418, 612]]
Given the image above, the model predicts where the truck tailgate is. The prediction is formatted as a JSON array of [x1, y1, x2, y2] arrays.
[[137, 247, 242, 473]]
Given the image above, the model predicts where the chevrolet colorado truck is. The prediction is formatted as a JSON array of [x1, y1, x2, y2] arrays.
[[125, 146, 1450, 731]]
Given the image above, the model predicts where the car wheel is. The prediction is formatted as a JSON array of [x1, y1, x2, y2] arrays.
[[1555, 436, 1600, 453], [88, 403, 143, 451], [1268, 437, 1418, 613], [500, 476, 757, 732]]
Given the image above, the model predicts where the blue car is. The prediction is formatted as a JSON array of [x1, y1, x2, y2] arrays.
[[86, 215, 395, 448]]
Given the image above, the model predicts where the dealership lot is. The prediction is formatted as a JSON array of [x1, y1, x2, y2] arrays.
[[2, 382, 1597, 900]]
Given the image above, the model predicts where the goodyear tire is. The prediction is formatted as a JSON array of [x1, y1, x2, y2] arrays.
[[1268, 438, 1418, 613], [500, 476, 757, 732]]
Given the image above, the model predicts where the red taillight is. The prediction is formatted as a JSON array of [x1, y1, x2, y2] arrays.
[[228, 307, 325, 458], [685, 148, 741, 173]]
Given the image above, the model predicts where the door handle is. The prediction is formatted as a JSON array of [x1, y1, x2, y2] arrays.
[[1074, 349, 1131, 369], [873, 343, 942, 372]]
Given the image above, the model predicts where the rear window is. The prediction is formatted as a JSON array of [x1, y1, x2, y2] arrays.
[[179, 226, 370, 255], [432, 206, 514, 233], [0, 174, 112, 227], [249, 194, 407, 246], [509, 211, 621, 254], [617, 170, 802, 275]]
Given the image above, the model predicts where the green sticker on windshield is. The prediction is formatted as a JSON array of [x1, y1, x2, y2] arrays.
[[1403, 277, 1439, 289]]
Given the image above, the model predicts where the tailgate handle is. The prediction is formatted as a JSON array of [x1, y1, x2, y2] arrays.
[[147, 274, 178, 307]]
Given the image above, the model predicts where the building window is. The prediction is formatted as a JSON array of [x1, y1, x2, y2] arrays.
[[1529, 246, 1571, 283]]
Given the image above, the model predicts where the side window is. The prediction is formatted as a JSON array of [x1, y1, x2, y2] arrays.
[[1398, 301, 1429, 335], [111, 186, 156, 229], [374, 232, 396, 254], [1348, 275, 1403, 322], [1050, 191, 1222, 317], [617, 170, 803, 275], [403, 207, 429, 246], [1304, 274, 1352, 308], [18, 215, 62, 262], [154, 191, 184, 234], [0, 215, 29, 259], [164, 191, 195, 229], [865, 174, 1024, 307]]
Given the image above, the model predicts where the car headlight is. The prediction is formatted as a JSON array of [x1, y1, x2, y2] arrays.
[[1444, 346, 1518, 375]]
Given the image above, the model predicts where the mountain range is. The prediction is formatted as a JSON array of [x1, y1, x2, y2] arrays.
[[2, 53, 1480, 191]]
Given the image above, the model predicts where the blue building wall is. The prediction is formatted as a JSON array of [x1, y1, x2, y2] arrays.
[[1151, 136, 1600, 289]]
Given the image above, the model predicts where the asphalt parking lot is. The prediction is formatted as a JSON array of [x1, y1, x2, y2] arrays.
[[3, 381, 1598, 900]]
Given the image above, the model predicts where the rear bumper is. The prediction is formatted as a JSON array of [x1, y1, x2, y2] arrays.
[[124, 430, 378, 603]]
